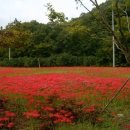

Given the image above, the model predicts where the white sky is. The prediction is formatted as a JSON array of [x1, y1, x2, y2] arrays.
[[0, 0, 106, 27]]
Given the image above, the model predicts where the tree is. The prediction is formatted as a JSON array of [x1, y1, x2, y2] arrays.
[[75, 0, 130, 64], [56, 20, 99, 56], [0, 20, 31, 48], [0, 20, 31, 59], [46, 3, 68, 23]]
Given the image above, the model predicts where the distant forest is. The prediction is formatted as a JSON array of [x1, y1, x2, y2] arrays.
[[0, 1, 129, 67]]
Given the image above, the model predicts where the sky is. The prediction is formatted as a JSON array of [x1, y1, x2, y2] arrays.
[[0, 0, 106, 27]]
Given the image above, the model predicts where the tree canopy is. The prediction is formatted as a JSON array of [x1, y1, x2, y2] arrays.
[[75, 0, 130, 64], [0, 1, 129, 67]]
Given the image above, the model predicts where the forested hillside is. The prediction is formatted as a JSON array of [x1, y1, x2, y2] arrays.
[[0, 0, 129, 67]]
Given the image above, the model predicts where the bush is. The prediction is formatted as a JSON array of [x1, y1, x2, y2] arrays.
[[0, 55, 99, 67], [83, 56, 97, 66], [23, 57, 37, 67], [56, 53, 78, 66], [0, 57, 38, 67]]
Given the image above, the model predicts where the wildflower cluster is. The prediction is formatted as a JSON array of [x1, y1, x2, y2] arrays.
[[0, 67, 129, 129]]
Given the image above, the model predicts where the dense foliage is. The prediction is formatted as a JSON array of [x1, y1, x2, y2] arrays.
[[0, 1, 129, 66]]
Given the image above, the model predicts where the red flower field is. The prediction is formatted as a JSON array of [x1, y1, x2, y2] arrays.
[[0, 67, 130, 129]]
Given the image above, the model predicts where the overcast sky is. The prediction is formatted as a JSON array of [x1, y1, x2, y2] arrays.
[[0, 0, 106, 27]]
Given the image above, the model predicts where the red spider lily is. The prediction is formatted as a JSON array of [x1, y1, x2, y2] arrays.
[[42, 107, 54, 112], [0, 117, 9, 122], [5, 111, 16, 117], [76, 101, 85, 106], [0, 67, 130, 128], [50, 112, 73, 124], [83, 106, 96, 113], [23, 110, 40, 119], [59, 110, 67, 114], [124, 124, 130, 129], [64, 112, 72, 117], [0, 123, 4, 127], [7, 122, 15, 128]]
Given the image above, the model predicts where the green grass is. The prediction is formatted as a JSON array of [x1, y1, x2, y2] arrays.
[[56, 122, 120, 130]]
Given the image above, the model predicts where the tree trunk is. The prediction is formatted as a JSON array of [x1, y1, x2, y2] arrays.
[[123, 50, 130, 65], [125, 52, 130, 65]]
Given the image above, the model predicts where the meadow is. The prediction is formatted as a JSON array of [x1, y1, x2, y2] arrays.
[[0, 67, 130, 130]]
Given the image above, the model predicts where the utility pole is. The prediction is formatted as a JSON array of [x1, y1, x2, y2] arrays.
[[9, 17, 11, 61], [9, 48, 11, 61], [112, 3, 115, 67]]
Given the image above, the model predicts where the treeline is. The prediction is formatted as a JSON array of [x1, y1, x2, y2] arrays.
[[0, 2, 128, 67]]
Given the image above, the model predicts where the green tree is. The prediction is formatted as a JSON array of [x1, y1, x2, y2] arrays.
[[46, 3, 68, 23], [75, 0, 130, 64], [58, 20, 98, 56], [0, 20, 31, 48]]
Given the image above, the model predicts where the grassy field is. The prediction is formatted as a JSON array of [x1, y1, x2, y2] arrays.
[[0, 67, 130, 130]]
